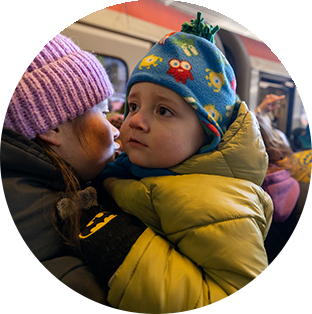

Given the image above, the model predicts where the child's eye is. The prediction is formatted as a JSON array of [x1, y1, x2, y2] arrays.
[[158, 106, 173, 117], [128, 103, 139, 113], [102, 110, 109, 118]]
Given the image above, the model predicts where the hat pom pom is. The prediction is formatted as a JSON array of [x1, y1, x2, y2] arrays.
[[303, 221, 312, 256], [181, 12, 220, 44]]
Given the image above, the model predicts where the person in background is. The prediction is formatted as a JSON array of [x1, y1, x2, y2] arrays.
[[255, 95, 310, 263], [255, 94, 311, 183], [291, 127, 305, 150], [79, 13, 273, 312], [298, 111, 312, 150], [255, 94, 289, 145], [256, 93, 312, 156]]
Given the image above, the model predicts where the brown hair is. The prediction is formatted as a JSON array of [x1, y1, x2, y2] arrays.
[[256, 112, 295, 173], [34, 116, 88, 249]]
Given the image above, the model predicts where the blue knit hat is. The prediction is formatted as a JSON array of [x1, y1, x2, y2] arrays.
[[126, 12, 237, 153]]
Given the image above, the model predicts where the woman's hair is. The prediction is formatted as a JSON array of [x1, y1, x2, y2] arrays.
[[34, 116, 88, 249], [256, 112, 295, 173]]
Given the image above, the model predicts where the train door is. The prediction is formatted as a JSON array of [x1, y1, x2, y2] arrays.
[[258, 72, 296, 137]]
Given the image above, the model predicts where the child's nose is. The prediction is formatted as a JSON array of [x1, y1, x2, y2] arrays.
[[129, 111, 149, 132]]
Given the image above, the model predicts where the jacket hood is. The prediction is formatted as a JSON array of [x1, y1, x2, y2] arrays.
[[170, 101, 268, 186]]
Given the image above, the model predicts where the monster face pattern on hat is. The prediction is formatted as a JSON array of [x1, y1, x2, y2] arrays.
[[126, 12, 237, 153]]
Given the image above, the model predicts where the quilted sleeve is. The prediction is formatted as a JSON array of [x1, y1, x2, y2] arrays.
[[105, 174, 272, 312]]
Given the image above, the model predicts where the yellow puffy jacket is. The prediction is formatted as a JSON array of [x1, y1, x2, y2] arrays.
[[104, 102, 273, 313]]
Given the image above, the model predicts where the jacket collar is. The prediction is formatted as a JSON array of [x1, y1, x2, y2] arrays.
[[170, 102, 268, 186]]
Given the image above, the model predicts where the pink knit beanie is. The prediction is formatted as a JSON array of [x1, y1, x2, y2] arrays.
[[5, 34, 114, 139]]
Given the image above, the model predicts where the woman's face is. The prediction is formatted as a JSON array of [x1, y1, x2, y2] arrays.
[[56, 101, 120, 181]]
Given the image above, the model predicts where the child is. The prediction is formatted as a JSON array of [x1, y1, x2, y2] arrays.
[[81, 13, 273, 312]]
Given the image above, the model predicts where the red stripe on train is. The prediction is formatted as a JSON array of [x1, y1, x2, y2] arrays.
[[107, 0, 193, 32], [107, 0, 280, 63], [240, 36, 312, 72]]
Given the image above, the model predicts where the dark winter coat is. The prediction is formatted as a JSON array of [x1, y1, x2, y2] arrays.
[[1, 127, 109, 304]]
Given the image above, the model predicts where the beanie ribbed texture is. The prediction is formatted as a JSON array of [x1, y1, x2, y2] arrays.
[[5, 34, 114, 139]]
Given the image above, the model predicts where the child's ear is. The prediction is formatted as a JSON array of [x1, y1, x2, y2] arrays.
[[37, 128, 62, 146]]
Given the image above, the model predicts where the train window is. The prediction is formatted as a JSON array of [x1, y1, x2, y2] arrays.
[[300, 93, 312, 127], [95, 54, 128, 112]]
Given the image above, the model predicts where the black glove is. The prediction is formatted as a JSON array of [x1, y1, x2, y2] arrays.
[[79, 211, 146, 285]]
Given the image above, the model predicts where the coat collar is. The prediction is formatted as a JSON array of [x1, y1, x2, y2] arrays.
[[170, 102, 268, 186]]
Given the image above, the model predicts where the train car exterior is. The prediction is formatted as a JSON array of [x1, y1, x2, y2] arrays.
[[61, 0, 307, 139]]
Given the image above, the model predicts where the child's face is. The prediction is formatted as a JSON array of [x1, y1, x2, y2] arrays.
[[120, 82, 207, 168]]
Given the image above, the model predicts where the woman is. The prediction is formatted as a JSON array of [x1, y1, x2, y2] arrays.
[[1, 34, 123, 303]]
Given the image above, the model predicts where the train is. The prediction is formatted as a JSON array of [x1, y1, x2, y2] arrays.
[[60, 0, 307, 140]]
